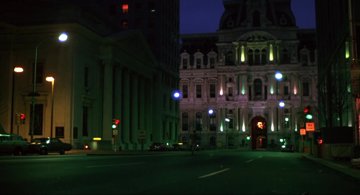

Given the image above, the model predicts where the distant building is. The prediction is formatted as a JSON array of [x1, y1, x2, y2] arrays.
[[0, 0, 179, 150], [179, 0, 318, 150], [316, 0, 360, 146]]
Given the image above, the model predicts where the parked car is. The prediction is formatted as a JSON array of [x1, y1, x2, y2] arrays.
[[149, 142, 169, 151], [30, 137, 72, 155], [0, 133, 29, 155]]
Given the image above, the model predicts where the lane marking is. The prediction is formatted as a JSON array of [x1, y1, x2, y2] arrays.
[[198, 168, 230, 179], [86, 162, 144, 168], [245, 159, 254, 163]]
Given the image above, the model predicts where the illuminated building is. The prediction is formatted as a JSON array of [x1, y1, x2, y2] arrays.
[[179, 0, 318, 150], [0, 0, 179, 150]]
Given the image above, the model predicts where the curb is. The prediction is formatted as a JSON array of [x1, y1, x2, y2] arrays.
[[302, 154, 360, 180]]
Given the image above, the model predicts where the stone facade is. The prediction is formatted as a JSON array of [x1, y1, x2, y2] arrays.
[[179, 0, 318, 150]]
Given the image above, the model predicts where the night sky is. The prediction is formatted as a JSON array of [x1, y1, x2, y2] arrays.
[[180, 0, 315, 34]]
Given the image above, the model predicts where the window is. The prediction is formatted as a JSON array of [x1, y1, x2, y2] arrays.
[[254, 49, 260, 64], [301, 53, 308, 66], [209, 57, 215, 68], [182, 113, 188, 131], [196, 58, 201, 69], [228, 87, 233, 97], [121, 4, 129, 13], [55, 126, 64, 138], [254, 79, 262, 97], [225, 51, 234, 65], [196, 85, 202, 98], [196, 112, 202, 131], [182, 58, 188, 69], [210, 84, 216, 98], [182, 85, 188, 98], [210, 113, 216, 131], [284, 86, 289, 96], [30, 104, 43, 135], [82, 106, 88, 136], [261, 49, 267, 65], [248, 49, 254, 65], [281, 49, 290, 64], [302, 82, 309, 96]]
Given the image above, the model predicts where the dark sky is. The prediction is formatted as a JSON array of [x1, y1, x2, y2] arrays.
[[180, 0, 315, 34]]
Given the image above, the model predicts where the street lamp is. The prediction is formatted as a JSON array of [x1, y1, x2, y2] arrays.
[[30, 32, 68, 140], [10, 66, 24, 134], [46, 76, 55, 138]]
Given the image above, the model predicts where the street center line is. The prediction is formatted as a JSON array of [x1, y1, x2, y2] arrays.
[[245, 159, 254, 163], [86, 162, 144, 168], [198, 168, 230, 179]]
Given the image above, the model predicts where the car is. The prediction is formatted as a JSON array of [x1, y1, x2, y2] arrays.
[[0, 133, 29, 155], [149, 142, 168, 151], [30, 137, 72, 155]]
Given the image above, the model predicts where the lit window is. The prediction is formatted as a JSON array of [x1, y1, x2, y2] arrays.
[[122, 4, 129, 13], [257, 122, 264, 129]]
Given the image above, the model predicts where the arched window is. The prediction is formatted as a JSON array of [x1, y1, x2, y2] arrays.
[[281, 49, 290, 64], [248, 49, 254, 65], [226, 51, 234, 65], [254, 49, 260, 64], [261, 49, 267, 65]]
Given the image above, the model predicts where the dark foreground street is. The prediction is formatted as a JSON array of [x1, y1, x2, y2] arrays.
[[1, 150, 360, 194]]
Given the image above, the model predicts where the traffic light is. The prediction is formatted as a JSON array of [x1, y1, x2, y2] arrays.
[[112, 119, 120, 129], [304, 106, 313, 120], [317, 138, 323, 145], [20, 113, 25, 124]]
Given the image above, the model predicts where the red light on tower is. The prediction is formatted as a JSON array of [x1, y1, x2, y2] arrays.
[[122, 4, 129, 13]]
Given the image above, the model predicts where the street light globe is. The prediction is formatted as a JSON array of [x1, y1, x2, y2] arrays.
[[275, 71, 283, 81], [58, 32, 68, 42], [172, 90, 182, 100], [46, 76, 55, 82], [208, 108, 214, 115], [14, 66, 24, 73], [279, 100, 285, 108]]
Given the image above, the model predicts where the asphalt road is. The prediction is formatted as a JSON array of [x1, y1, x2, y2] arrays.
[[1, 150, 360, 194]]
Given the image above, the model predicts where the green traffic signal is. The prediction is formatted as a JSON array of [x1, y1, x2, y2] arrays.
[[305, 113, 313, 120]]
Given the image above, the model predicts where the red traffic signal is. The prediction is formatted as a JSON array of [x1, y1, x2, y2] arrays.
[[20, 113, 25, 124], [114, 119, 120, 125], [317, 138, 323, 145], [304, 106, 310, 114]]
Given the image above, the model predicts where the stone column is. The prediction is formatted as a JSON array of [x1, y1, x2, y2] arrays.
[[131, 74, 139, 149], [102, 59, 113, 143], [122, 69, 130, 149]]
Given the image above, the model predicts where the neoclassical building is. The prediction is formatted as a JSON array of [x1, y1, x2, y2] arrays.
[[179, 0, 318, 150], [0, 0, 179, 150]]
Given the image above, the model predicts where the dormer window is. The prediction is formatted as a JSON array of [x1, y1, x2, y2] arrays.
[[182, 58, 188, 69], [196, 58, 201, 69]]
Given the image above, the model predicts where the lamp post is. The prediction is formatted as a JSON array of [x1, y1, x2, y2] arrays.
[[30, 32, 68, 141], [10, 66, 24, 134], [46, 76, 55, 138], [275, 71, 283, 132]]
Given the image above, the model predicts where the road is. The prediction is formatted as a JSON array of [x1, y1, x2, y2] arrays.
[[1, 150, 360, 194]]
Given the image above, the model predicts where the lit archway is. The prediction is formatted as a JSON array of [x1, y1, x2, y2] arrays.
[[250, 116, 267, 150]]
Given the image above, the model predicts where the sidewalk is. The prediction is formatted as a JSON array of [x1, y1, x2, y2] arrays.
[[302, 154, 360, 180]]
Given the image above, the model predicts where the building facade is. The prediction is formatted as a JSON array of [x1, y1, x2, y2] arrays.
[[0, 0, 179, 150], [316, 0, 360, 146], [179, 0, 318, 150]]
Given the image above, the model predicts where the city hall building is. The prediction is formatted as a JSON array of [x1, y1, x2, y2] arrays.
[[179, 0, 318, 150]]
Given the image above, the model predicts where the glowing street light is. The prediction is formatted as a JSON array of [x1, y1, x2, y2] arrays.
[[172, 90, 182, 100]]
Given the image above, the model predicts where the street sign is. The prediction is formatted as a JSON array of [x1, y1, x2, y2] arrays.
[[300, 128, 306, 135], [306, 122, 315, 131], [113, 129, 118, 136]]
